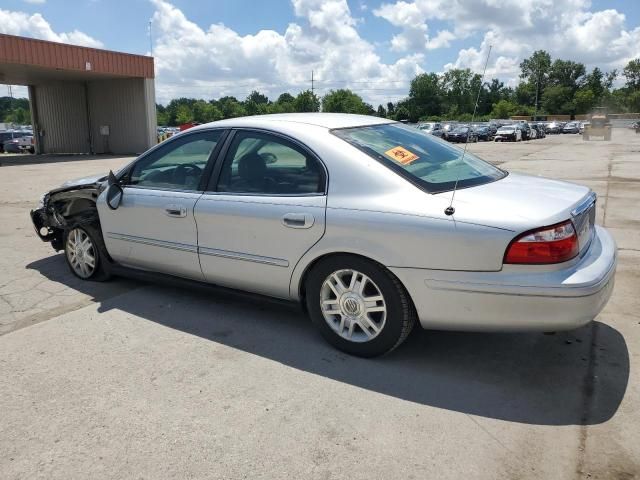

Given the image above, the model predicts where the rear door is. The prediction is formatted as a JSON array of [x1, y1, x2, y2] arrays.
[[194, 129, 327, 298]]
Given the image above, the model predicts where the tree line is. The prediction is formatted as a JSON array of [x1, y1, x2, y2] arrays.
[[2, 52, 639, 126], [0, 97, 30, 124]]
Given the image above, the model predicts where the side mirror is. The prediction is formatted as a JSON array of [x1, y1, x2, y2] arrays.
[[106, 183, 123, 210]]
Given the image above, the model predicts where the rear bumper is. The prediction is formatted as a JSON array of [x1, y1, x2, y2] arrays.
[[390, 226, 617, 331]]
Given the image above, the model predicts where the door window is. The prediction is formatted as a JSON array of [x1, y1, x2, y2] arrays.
[[216, 131, 325, 195], [129, 130, 223, 191]]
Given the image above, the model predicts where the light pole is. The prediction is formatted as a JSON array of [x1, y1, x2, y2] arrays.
[[148, 20, 153, 57]]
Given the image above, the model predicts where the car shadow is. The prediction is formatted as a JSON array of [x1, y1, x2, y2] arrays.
[[27, 255, 629, 427]]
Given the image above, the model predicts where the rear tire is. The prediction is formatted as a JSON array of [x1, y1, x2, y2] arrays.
[[305, 255, 416, 357], [63, 223, 112, 281]]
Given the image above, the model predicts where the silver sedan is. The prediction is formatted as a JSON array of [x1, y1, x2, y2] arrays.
[[31, 113, 617, 357]]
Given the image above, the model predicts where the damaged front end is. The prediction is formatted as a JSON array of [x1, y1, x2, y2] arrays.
[[30, 175, 107, 252]]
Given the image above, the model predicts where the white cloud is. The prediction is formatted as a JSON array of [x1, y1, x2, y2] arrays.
[[0, 8, 103, 48], [375, 0, 640, 84], [23, 0, 46, 4], [150, 0, 423, 105]]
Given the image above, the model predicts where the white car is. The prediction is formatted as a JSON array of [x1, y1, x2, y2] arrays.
[[494, 126, 522, 142]]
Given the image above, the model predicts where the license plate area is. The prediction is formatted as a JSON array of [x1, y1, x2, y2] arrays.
[[573, 198, 596, 253]]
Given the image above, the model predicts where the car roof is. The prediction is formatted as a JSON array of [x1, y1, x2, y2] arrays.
[[191, 113, 394, 131]]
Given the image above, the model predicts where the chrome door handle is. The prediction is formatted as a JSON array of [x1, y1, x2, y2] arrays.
[[282, 213, 314, 229], [165, 204, 187, 217]]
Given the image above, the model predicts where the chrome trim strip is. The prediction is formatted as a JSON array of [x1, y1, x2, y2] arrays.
[[106, 232, 289, 267], [571, 191, 597, 217], [106, 232, 197, 253], [198, 246, 289, 267]]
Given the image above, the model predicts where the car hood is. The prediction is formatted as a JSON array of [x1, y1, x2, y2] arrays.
[[435, 172, 592, 232], [60, 173, 106, 188]]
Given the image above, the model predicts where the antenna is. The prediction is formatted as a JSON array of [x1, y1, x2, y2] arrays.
[[444, 44, 492, 216]]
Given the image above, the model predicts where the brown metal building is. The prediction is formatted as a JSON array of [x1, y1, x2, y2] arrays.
[[0, 33, 156, 154]]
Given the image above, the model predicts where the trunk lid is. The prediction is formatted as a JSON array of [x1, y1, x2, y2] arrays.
[[437, 173, 596, 251]]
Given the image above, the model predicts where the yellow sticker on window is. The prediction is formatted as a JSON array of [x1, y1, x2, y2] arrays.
[[384, 146, 419, 165]]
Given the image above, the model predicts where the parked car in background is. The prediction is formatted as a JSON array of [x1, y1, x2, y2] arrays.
[[546, 121, 563, 134], [441, 122, 458, 140], [418, 122, 445, 137], [0, 130, 31, 153], [531, 124, 545, 139], [474, 125, 493, 141], [446, 126, 478, 143], [528, 125, 538, 140], [517, 122, 532, 140], [579, 122, 589, 134], [3, 135, 34, 153], [563, 122, 580, 134], [30, 113, 616, 357], [494, 125, 522, 142]]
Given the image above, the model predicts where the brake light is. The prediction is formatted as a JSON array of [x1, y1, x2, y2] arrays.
[[504, 220, 578, 264]]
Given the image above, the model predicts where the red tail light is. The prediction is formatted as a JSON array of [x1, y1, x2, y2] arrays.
[[504, 220, 579, 264]]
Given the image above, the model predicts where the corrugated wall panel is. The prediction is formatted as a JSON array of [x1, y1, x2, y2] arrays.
[[88, 78, 154, 154], [34, 83, 90, 153]]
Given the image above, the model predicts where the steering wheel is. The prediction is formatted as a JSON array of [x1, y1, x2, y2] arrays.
[[173, 164, 202, 187]]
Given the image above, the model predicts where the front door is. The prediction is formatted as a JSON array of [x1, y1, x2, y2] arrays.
[[194, 129, 327, 298], [97, 129, 225, 280]]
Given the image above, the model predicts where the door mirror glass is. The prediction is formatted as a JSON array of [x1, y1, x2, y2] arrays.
[[106, 183, 123, 210]]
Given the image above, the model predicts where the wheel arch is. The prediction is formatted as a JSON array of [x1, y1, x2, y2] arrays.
[[293, 250, 415, 312]]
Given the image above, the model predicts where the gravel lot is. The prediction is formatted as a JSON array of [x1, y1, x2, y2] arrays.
[[1, 131, 639, 479]]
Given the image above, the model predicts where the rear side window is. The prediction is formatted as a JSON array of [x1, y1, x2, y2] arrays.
[[216, 131, 325, 195], [332, 123, 506, 193]]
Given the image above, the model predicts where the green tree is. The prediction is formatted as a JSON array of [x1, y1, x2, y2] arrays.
[[573, 88, 596, 114], [0, 96, 30, 123], [293, 90, 320, 112], [216, 96, 246, 118], [490, 99, 518, 119], [541, 85, 574, 114], [270, 92, 295, 113], [407, 72, 443, 119], [519, 50, 552, 110], [175, 104, 193, 124], [376, 104, 387, 117], [192, 100, 222, 123], [549, 59, 586, 90], [386, 102, 395, 117], [441, 68, 482, 116], [623, 58, 640, 90], [321, 89, 370, 114]]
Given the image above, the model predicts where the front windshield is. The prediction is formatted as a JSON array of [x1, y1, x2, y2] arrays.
[[332, 123, 506, 193]]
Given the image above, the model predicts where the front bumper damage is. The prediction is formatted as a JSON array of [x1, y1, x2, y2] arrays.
[[30, 182, 104, 252]]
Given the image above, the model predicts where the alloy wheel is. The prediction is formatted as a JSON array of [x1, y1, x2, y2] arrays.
[[66, 228, 97, 279], [320, 269, 387, 343]]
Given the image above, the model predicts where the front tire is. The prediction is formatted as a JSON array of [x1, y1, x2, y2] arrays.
[[63, 224, 111, 281], [305, 255, 416, 357]]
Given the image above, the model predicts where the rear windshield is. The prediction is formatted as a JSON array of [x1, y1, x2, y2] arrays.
[[332, 123, 506, 193]]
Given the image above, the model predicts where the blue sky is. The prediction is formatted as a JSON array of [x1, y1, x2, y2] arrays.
[[2, 0, 639, 105]]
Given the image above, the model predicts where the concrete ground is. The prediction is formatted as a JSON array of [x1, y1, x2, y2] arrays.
[[0, 131, 638, 479]]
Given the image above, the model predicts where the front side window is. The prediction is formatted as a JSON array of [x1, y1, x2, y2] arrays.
[[332, 123, 506, 193], [216, 131, 324, 195], [128, 130, 223, 190]]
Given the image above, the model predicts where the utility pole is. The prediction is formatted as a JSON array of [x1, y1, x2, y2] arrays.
[[148, 20, 153, 57], [534, 75, 539, 121]]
